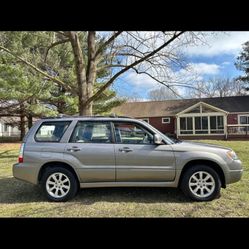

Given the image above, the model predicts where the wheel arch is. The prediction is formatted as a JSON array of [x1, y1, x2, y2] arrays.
[[38, 161, 80, 187], [179, 159, 226, 188]]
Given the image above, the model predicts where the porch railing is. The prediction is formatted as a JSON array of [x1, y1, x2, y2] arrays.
[[226, 124, 249, 137]]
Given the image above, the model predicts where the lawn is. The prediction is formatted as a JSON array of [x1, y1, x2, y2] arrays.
[[0, 141, 248, 217]]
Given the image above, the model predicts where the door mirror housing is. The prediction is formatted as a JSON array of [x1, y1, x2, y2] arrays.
[[153, 134, 163, 145]]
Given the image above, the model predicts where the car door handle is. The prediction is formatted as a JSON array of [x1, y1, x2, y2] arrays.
[[119, 147, 133, 153], [67, 147, 81, 152]]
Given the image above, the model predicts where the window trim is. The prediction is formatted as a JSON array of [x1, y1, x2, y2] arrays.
[[111, 121, 157, 145], [162, 117, 171, 124], [238, 114, 249, 125], [69, 120, 114, 144], [34, 121, 72, 143]]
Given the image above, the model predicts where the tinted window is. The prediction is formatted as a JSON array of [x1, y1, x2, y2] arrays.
[[35, 121, 71, 142], [70, 122, 112, 143], [114, 122, 153, 144]]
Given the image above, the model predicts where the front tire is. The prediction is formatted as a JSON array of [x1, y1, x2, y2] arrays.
[[41, 167, 78, 202], [180, 165, 221, 201]]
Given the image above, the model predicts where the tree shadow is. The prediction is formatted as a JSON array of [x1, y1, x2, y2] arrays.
[[0, 177, 191, 204], [0, 155, 18, 159], [0, 150, 17, 159], [0, 177, 46, 203]]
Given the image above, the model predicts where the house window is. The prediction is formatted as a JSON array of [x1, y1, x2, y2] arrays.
[[179, 115, 225, 135], [162, 117, 170, 124], [195, 116, 208, 134], [210, 116, 224, 134], [3, 124, 8, 132], [239, 115, 249, 124], [180, 117, 193, 134]]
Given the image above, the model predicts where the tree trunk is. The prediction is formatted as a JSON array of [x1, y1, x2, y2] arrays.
[[85, 31, 96, 116], [67, 31, 88, 116], [82, 103, 93, 115], [20, 103, 26, 141], [28, 114, 33, 129]]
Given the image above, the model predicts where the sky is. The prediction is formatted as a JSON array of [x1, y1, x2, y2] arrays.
[[112, 32, 249, 100]]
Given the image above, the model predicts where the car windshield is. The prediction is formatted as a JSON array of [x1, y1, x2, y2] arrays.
[[140, 121, 175, 144]]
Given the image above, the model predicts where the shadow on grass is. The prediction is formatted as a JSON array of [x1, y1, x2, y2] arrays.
[[0, 155, 18, 159], [0, 150, 17, 159], [0, 177, 191, 204], [0, 177, 46, 203]]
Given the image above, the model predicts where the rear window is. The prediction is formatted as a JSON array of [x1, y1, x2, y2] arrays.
[[35, 121, 71, 142]]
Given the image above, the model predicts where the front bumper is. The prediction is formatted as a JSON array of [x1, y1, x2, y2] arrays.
[[12, 163, 39, 185], [225, 159, 243, 184]]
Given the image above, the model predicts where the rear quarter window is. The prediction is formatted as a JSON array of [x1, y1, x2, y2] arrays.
[[35, 121, 71, 142]]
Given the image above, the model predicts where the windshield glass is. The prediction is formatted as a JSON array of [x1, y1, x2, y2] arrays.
[[141, 121, 175, 144]]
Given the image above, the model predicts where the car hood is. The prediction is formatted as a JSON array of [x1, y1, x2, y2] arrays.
[[170, 141, 232, 153]]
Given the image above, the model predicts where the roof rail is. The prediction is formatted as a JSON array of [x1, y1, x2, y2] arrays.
[[40, 114, 132, 119]]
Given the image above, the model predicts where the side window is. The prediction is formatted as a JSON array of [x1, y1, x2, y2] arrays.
[[35, 121, 71, 142], [114, 122, 153, 144], [70, 122, 112, 143]]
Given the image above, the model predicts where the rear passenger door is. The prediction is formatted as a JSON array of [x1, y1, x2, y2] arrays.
[[64, 121, 115, 182]]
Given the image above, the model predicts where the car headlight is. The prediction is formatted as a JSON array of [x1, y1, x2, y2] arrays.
[[226, 150, 239, 160]]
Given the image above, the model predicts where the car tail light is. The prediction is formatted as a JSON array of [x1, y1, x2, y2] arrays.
[[18, 143, 25, 163]]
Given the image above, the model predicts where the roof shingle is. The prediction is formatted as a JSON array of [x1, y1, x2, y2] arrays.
[[112, 96, 249, 118]]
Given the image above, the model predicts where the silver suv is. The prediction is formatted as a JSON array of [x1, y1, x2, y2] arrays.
[[13, 116, 243, 202]]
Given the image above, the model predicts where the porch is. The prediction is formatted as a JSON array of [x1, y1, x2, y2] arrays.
[[227, 124, 249, 139]]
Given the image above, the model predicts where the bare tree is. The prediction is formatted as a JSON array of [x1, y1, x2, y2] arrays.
[[187, 77, 246, 98], [148, 86, 179, 100], [0, 31, 204, 115]]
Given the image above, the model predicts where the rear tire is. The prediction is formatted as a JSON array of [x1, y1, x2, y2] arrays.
[[180, 165, 221, 202], [41, 167, 78, 202]]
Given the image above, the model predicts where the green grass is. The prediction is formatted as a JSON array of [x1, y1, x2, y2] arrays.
[[0, 141, 249, 217]]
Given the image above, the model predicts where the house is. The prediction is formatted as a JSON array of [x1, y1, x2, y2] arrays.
[[112, 96, 249, 140], [0, 117, 22, 141]]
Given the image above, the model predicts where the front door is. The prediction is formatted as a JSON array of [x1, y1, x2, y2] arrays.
[[65, 121, 115, 182], [113, 122, 176, 182]]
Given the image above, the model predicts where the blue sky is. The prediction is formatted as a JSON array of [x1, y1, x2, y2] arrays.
[[112, 32, 249, 100]]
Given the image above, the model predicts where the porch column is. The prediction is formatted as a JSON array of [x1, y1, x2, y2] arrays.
[[8, 125, 11, 137], [224, 114, 228, 139], [176, 115, 180, 138]]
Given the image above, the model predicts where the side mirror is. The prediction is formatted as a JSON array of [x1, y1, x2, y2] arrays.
[[153, 134, 163, 145]]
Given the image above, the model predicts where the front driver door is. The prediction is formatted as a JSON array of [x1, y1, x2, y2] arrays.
[[65, 121, 115, 182], [113, 122, 176, 182]]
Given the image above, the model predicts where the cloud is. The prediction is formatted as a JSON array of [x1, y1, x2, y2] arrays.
[[120, 62, 220, 93], [184, 32, 249, 57], [122, 70, 160, 89], [222, 61, 231, 65], [186, 63, 221, 75]]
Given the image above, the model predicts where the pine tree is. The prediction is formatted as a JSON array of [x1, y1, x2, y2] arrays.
[[235, 41, 249, 91], [0, 32, 125, 139]]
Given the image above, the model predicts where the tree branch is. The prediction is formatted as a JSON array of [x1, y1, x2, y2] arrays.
[[85, 31, 185, 106], [0, 45, 73, 93], [55, 31, 69, 37], [44, 38, 70, 63], [131, 68, 183, 99], [95, 31, 123, 57]]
